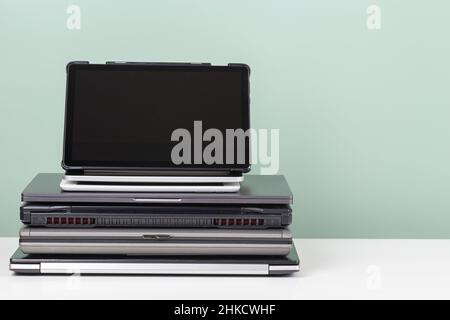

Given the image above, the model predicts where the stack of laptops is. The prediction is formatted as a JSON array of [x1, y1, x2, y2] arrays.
[[9, 62, 299, 275], [12, 173, 299, 275]]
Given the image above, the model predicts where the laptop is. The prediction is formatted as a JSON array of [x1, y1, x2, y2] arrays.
[[23, 174, 293, 205], [20, 203, 292, 229], [61, 62, 251, 191], [10, 245, 300, 275], [19, 227, 293, 256]]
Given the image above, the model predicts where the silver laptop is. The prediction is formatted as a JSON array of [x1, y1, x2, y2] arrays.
[[10, 245, 300, 275], [63, 174, 244, 184], [19, 227, 293, 256], [59, 178, 241, 193]]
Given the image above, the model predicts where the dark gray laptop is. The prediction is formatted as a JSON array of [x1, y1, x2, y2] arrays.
[[21, 203, 292, 229], [22, 173, 293, 204]]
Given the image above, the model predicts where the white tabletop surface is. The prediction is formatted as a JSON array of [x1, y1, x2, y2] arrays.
[[1, 237, 450, 300]]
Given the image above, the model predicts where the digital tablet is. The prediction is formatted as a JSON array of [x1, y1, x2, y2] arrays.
[[63, 62, 251, 174]]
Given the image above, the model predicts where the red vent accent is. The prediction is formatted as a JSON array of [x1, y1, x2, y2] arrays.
[[68, 218, 74, 225], [47, 217, 53, 224], [236, 219, 242, 226], [243, 219, 249, 226], [258, 219, 264, 226], [228, 219, 235, 226], [250, 219, 257, 226], [54, 217, 60, 224], [75, 218, 81, 224]]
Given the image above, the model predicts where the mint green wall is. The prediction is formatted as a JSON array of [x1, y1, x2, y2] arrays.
[[1, 0, 449, 237]]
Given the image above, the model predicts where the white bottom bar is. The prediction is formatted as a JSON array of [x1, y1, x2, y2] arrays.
[[39, 262, 269, 275], [60, 179, 241, 193]]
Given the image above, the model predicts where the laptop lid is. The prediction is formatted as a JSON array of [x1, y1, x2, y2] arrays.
[[63, 62, 251, 174], [22, 173, 293, 205]]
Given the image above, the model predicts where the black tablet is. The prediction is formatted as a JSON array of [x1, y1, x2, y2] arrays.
[[62, 62, 250, 173]]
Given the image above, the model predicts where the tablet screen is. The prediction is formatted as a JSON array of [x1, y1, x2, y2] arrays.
[[63, 63, 250, 171]]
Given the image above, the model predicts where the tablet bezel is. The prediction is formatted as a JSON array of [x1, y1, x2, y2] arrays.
[[62, 62, 251, 173]]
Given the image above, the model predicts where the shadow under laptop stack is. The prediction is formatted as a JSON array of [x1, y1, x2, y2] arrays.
[[11, 173, 299, 275]]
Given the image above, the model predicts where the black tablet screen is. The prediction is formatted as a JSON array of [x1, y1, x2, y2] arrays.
[[63, 63, 250, 170]]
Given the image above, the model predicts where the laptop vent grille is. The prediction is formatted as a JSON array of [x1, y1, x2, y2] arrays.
[[47, 217, 95, 225], [43, 216, 267, 227]]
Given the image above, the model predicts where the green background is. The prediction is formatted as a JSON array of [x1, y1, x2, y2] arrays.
[[1, 0, 449, 237]]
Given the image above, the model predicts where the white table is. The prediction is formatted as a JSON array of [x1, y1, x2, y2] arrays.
[[1, 238, 449, 299]]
